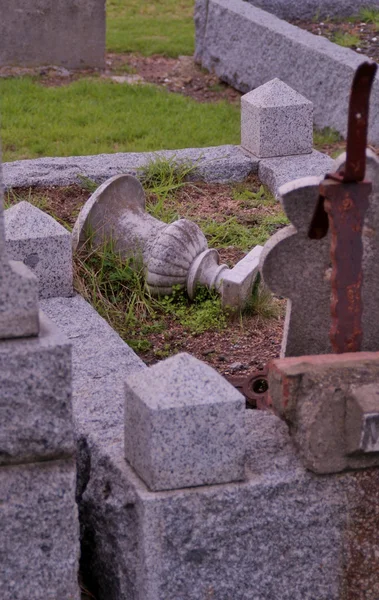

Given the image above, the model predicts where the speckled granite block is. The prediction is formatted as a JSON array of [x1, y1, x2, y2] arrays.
[[0, 259, 40, 338], [0, 163, 39, 338], [124, 352, 245, 491], [258, 149, 334, 197], [221, 244, 262, 308], [0, 458, 80, 600], [5, 201, 73, 298], [0, 310, 74, 465], [42, 295, 379, 600], [241, 78, 313, 158]]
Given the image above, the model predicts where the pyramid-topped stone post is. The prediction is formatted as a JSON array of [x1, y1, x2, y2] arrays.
[[241, 78, 313, 158], [0, 159, 39, 338]]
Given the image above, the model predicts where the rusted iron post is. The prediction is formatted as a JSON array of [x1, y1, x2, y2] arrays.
[[309, 62, 377, 353]]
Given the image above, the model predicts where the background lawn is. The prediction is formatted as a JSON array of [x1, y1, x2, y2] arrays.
[[107, 0, 195, 56], [0, 78, 239, 162], [0, 0, 241, 162]]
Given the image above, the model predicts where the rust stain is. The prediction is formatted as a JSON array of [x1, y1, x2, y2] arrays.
[[323, 180, 370, 353], [307, 62, 377, 353]]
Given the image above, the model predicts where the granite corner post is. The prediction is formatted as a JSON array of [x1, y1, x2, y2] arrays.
[[0, 156, 80, 599]]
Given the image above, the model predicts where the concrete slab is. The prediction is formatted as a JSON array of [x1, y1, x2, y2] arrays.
[[0, 0, 105, 69]]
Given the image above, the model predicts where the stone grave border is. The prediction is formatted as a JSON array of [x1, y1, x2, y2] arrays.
[[2, 144, 333, 199], [195, 0, 379, 144]]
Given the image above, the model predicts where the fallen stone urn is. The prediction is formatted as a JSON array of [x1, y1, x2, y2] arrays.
[[72, 174, 262, 308]]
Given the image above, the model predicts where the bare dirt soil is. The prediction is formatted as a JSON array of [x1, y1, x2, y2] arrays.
[[290, 19, 379, 63], [0, 52, 241, 105]]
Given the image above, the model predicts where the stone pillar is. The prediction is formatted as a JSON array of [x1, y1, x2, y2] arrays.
[[241, 78, 313, 158], [125, 352, 245, 491], [0, 158, 80, 599]]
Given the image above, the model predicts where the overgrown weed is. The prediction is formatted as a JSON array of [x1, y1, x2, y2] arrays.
[[243, 275, 282, 321], [359, 7, 379, 26], [138, 154, 200, 222], [332, 31, 360, 47]]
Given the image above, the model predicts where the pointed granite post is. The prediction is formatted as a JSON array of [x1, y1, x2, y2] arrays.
[[0, 159, 39, 338]]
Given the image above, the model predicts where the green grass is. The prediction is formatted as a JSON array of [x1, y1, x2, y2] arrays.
[[139, 154, 199, 221], [107, 0, 195, 57], [200, 212, 288, 251], [232, 184, 276, 208], [313, 126, 342, 150], [75, 239, 228, 348], [0, 77, 239, 162], [332, 31, 361, 47], [359, 7, 379, 26]]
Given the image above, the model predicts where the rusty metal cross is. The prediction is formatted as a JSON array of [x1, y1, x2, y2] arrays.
[[308, 62, 378, 353]]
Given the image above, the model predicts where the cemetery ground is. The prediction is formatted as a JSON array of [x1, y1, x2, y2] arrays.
[[291, 7, 379, 62], [0, 0, 360, 387], [5, 168, 286, 381]]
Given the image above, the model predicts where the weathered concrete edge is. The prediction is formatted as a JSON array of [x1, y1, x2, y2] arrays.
[[2, 145, 258, 189], [2, 145, 334, 199]]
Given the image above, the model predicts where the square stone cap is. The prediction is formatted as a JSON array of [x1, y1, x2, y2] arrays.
[[125, 352, 244, 410], [241, 78, 313, 109], [5, 201, 69, 240]]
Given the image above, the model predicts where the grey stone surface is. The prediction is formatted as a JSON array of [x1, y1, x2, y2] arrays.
[[241, 78, 313, 158], [2, 145, 333, 206], [196, 0, 379, 143], [220, 244, 262, 308], [0, 259, 40, 338], [72, 173, 164, 255], [0, 0, 105, 69], [194, 0, 210, 62], [124, 353, 245, 491], [3, 145, 258, 189], [0, 458, 80, 600], [258, 149, 334, 197], [0, 310, 74, 465], [0, 160, 40, 338], [40, 294, 146, 455], [5, 201, 73, 298], [245, 0, 379, 20], [261, 150, 379, 357], [42, 293, 379, 600]]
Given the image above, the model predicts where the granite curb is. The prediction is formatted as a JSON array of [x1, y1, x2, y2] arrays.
[[2, 145, 333, 198]]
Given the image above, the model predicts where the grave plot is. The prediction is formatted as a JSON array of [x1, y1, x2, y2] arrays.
[[3, 53, 379, 599], [2, 77, 335, 385], [4, 174, 285, 381]]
